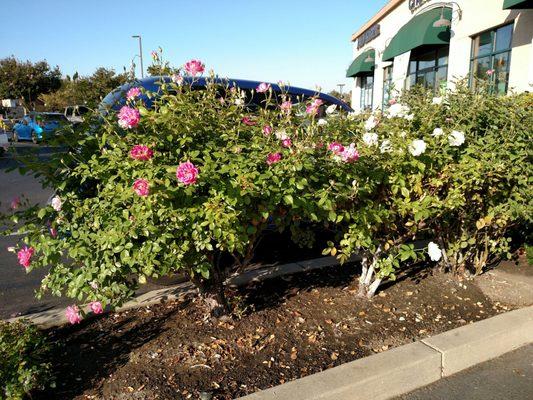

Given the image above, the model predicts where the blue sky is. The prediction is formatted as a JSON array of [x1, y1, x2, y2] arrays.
[[0, 0, 387, 92]]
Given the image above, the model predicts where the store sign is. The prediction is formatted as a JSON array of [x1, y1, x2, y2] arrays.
[[357, 24, 380, 49], [409, 0, 431, 12]]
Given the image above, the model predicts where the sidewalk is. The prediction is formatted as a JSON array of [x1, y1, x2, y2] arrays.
[[396, 344, 533, 400]]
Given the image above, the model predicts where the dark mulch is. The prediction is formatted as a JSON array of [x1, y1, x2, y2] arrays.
[[36, 263, 513, 400]]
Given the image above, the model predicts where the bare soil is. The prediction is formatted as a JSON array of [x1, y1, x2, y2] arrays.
[[36, 262, 518, 400]]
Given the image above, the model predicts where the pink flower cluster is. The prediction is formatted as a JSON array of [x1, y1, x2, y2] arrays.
[[65, 305, 81, 324], [282, 138, 292, 148], [184, 59, 205, 76], [242, 117, 256, 126], [328, 142, 344, 154], [89, 301, 103, 314], [267, 152, 282, 165], [306, 99, 324, 115], [118, 106, 140, 129], [328, 141, 359, 163], [10, 196, 20, 210], [262, 125, 272, 135], [17, 246, 34, 269], [280, 100, 292, 114], [256, 82, 271, 93], [133, 179, 150, 196], [176, 161, 199, 185], [130, 145, 153, 161], [126, 87, 141, 100]]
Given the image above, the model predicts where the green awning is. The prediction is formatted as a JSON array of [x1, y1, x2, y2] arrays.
[[503, 0, 533, 9], [382, 8, 452, 62], [346, 49, 375, 78]]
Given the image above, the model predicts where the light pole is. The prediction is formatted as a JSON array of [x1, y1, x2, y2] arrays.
[[131, 35, 144, 78], [337, 83, 345, 97]]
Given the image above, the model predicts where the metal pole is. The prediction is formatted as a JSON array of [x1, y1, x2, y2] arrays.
[[132, 35, 144, 78], [337, 84, 345, 96], [138, 36, 144, 78]]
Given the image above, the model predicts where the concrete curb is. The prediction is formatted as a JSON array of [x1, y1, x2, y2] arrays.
[[7, 254, 361, 328], [237, 306, 533, 400]]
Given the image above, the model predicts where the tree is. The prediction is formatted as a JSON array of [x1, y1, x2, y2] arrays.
[[40, 68, 130, 111], [0, 57, 61, 109], [328, 89, 351, 104]]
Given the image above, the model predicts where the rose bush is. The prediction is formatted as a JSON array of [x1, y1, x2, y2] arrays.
[[1, 59, 531, 318]]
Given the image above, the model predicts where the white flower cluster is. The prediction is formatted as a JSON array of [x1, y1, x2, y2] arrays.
[[386, 103, 413, 120], [363, 132, 379, 146]]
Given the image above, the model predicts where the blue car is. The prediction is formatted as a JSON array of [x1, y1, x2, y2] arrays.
[[100, 76, 353, 114], [12, 112, 68, 143]]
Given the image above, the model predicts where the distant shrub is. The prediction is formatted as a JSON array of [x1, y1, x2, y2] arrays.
[[0, 320, 53, 399]]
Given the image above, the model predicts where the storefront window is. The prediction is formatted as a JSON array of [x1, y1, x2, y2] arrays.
[[470, 23, 513, 95], [382, 65, 393, 109], [360, 75, 374, 110], [406, 46, 449, 93]]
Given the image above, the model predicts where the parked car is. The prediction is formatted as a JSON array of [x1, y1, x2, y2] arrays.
[[12, 112, 69, 143], [100, 77, 353, 115], [64, 105, 90, 124]]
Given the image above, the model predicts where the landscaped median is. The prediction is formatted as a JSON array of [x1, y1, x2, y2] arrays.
[[238, 306, 533, 400]]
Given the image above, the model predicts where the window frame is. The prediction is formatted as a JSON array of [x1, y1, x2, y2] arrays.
[[382, 65, 394, 109], [360, 75, 374, 111], [469, 23, 514, 94], [406, 46, 449, 93]]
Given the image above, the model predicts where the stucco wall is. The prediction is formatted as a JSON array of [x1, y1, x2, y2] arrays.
[[349, 0, 533, 110]]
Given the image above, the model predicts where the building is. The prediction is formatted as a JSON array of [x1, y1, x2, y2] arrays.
[[347, 0, 533, 111]]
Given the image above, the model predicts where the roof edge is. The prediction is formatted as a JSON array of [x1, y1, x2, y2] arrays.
[[351, 0, 405, 42]]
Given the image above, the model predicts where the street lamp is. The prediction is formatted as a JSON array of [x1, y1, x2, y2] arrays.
[[131, 35, 144, 78], [337, 83, 345, 96]]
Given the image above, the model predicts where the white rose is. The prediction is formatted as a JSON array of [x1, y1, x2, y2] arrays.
[[432, 97, 443, 105], [380, 139, 392, 153], [448, 130, 465, 147], [409, 139, 426, 156], [362, 132, 378, 146], [428, 241, 442, 262], [234, 98, 244, 106], [51, 196, 62, 211], [387, 103, 411, 119], [317, 118, 328, 126], [432, 127, 444, 137], [404, 113, 414, 121], [364, 115, 378, 131], [275, 130, 288, 140], [326, 104, 337, 115], [347, 111, 358, 120]]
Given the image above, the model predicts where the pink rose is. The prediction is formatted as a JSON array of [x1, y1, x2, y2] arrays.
[[266, 153, 282, 165], [263, 125, 273, 135], [282, 138, 292, 148], [133, 179, 150, 196], [89, 301, 103, 315], [306, 99, 324, 115], [486, 69, 495, 76], [184, 59, 205, 76], [176, 161, 199, 185], [10, 197, 20, 210], [340, 143, 359, 163], [256, 82, 271, 93], [151, 50, 159, 61], [117, 106, 140, 129], [328, 142, 344, 155], [130, 145, 153, 161], [50, 227, 58, 238], [126, 87, 141, 100], [65, 305, 82, 324], [280, 100, 292, 114], [17, 246, 34, 269], [242, 117, 256, 126], [389, 98, 397, 105]]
